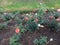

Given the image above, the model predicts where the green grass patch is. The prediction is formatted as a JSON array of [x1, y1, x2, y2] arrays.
[[0, 0, 60, 12], [0, 0, 40, 11]]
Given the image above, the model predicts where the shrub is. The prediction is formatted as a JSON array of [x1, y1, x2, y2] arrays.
[[26, 19, 38, 32], [40, 10, 59, 32], [39, 36, 48, 45], [53, 11, 60, 19], [10, 33, 22, 45], [48, 19, 58, 31], [36, 14, 43, 24], [33, 36, 48, 45], [33, 39, 39, 45], [0, 21, 9, 29], [3, 11, 20, 21], [48, 10, 60, 19], [0, 23, 7, 29], [4, 15, 12, 21], [34, 3, 49, 24], [41, 17, 58, 31], [15, 17, 22, 25], [54, 13, 59, 19], [18, 24, 27, 33], [53, 11, 59, 19]]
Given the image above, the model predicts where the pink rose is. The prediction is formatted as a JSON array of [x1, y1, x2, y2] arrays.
[[57, 9, 60, 12]]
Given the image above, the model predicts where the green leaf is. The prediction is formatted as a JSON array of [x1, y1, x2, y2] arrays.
[[33, 39, 39, 44]]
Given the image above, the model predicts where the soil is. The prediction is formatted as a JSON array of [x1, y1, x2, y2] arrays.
[[0, 26, 15, 45], [0, 12, 60, 45], [20, 28, 60, 45], [0, 26, 60, 45]]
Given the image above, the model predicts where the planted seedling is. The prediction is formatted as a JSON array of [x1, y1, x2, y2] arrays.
[[33, 36, 48, 45]]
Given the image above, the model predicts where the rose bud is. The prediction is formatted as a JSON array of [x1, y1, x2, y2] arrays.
[[15, 27, 20, 34], [49, 16, 54, 19], [24, 17, 29, 21], [35, 18, 39, 22]]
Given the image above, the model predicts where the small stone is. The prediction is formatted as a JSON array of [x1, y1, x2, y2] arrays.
[[38, 24, 41, 27], [38, 24, 44, 27], [49, 38, 53, 41], [40, 25, 44, 27]]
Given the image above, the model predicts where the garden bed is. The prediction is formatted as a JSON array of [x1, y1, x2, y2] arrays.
[[0, 9, 60, 45]]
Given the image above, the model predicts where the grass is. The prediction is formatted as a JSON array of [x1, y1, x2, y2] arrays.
[[0, 0, 60, 12], [0, 0, 40, 12], [44, 0, 60, 8]]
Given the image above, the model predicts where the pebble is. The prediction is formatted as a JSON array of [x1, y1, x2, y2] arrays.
[[38, 24, 44, 28], [49, 38, 53, 41]]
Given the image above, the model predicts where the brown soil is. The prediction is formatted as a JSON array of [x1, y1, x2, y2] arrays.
[[0, 26, 15, 45], [20, 28, 60, 45]]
